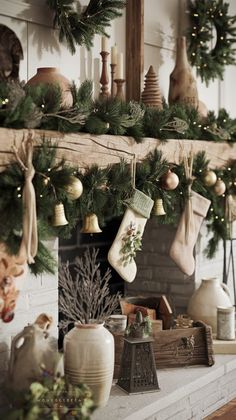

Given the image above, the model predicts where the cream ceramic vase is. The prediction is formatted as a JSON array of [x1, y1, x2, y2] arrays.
[[187, 277, 232, 333], [64, 323, 114, 407]]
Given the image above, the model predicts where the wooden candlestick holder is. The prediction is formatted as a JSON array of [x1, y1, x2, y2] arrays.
[[114, 79, 125, 101], [110, 63, 117, 98], [100, 51, 110, 99]]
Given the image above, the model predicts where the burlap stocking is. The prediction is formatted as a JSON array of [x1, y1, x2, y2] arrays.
[[108, 189, 153, 283], [169, 191, 211, 276]]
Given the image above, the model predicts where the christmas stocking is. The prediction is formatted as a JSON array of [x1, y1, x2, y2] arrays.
[[108, 189, 153, 283], [169, 191, 211, 276]]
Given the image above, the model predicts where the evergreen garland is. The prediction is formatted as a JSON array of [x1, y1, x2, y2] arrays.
[[46, 0, 126, 53], [0, 139, 235, 275], [186, 0, 236, 85], [1, 80, 236, 143]]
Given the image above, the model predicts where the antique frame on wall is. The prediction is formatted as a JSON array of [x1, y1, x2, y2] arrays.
[[126, 0, 144, 102]]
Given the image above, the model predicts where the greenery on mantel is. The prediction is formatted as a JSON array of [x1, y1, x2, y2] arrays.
[[46, 0, 126, 53], [0, 80, 236, 143]]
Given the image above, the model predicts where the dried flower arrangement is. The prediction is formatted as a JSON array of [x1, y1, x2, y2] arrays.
[[59, 248, 121, 329]]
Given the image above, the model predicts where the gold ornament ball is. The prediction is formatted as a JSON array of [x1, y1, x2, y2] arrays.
[[65, 176, 83, 200], [214, 178, 226, 196], [203, 169, 217, 187], [161, 170, 179, 190]]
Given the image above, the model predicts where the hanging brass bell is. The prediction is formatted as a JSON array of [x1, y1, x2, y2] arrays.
[[52, 203, 68, 226], [153, 198, 166, 216], [80, 213, 102, 234]]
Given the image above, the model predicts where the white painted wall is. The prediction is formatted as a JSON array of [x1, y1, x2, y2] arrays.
[[144, 0, 236, 116], [0, 0, 126, 97]]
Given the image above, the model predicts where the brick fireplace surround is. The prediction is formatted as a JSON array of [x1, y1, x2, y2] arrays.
[[0, 129, 236, 419]]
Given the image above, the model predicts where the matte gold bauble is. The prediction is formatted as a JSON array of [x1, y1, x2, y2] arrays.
[[65, 176, 83, 200], [203, 169, 217, 187], [214, 178, 226, 196], [161, 169, 179, 190]]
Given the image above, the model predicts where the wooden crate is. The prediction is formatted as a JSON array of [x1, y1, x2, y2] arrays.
[[113, 321, 215, 379], [120, 295, 173, 330]]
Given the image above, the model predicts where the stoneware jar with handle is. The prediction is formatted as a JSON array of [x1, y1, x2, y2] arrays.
[[187, 277, 232, 333]]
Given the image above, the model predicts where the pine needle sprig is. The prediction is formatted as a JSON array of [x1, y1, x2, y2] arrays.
[[46, 0, 126, 53]]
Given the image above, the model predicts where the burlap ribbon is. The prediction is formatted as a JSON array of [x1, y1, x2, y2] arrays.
[[13, 132, 38, 264], [183, 152, 194, 241]]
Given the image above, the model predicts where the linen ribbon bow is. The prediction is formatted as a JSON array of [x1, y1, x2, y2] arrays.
[[13, 132, 38, 264]]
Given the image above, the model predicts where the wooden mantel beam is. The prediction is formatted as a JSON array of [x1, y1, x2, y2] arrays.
[[0, 128, 235, 171], [126, 0, 144, 102]]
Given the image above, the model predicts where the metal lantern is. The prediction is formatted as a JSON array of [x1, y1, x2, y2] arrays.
[[80, 213, 102, 234], [52, 203, 68, 226], [117, 336, 160, 394], [153, 198, 166, 216]]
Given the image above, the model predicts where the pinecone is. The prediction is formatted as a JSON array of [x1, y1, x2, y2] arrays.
[[141, 65, 163, 109]]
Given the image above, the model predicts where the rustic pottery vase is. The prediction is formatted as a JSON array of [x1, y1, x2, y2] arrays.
[[26, 67, 73, 109], [187, 277, 232, 333], [168, 36, 198, 108], [64, 322, 114, 407]]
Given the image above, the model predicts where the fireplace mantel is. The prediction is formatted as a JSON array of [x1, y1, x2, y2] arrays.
[[0, 128, 235, 170]]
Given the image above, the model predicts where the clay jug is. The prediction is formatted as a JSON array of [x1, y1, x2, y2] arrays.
[[187, 277, 232, 333], [8, 321, 63, 391], [64, 322, 114, 407], [168, 36, 198, 108], [27, 67, 73, 109]]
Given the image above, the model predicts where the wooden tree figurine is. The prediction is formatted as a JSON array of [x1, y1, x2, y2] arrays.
[[141, 65, 163, 109]]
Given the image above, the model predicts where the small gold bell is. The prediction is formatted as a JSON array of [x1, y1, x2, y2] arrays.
[[153, 198, 166, 216], [52, 203, 68, 226], [80, 213, 102, 234]]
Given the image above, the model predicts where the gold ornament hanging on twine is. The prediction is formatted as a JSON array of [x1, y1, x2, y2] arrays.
[[52, 203, 68, 227], [12, 131, 38, 264], [153, 198, 166, 216], [80, 213, 102, 234], [203, 169, 217, 187], [214, 178, 226, 196], [65, 176, 83, 200], [161, 169, 179, 190]]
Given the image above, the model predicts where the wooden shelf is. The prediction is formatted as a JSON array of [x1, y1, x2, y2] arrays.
[[0, 127, 235, 171]]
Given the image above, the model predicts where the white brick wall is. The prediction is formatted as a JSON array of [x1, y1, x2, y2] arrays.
[[0, 239, 58, 384], [125, 220, 236, 315]]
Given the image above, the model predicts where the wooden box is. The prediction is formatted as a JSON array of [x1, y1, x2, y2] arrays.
[[120, 295, 173, 330], [113, 321, 215, 379]]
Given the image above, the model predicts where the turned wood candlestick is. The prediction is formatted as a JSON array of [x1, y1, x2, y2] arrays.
[[114, 79, 125, 101], [100, 51, 110, 99], [110, 63, 117, 98]]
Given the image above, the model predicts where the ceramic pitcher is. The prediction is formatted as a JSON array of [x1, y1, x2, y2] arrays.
[[187, 277, 232, 333]]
